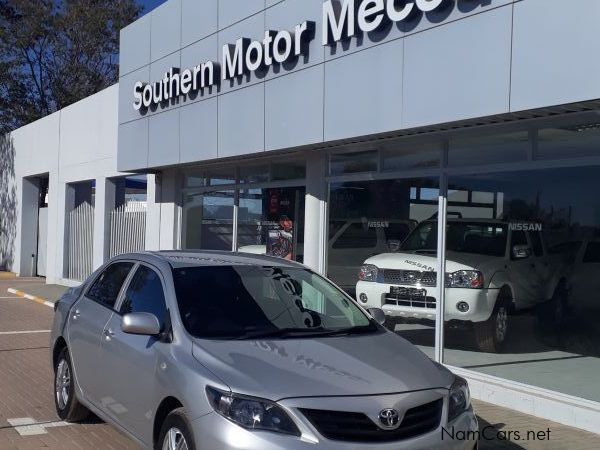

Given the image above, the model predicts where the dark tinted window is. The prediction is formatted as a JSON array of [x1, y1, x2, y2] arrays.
[[530, 232, 544, 257], [172, 266, 372, 339], [87, 262, 134, 308], [332, 223, 377, 249], [511, 230, 528, 247], [583, 242, 600, 263], [120, 266, 167, 326]]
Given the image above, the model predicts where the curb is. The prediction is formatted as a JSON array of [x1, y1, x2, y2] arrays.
[[0, 272, 17, 280], [7, 288, 54, 309]]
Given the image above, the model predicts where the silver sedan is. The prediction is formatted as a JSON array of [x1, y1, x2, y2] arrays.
[[50, 251, 478, 450]]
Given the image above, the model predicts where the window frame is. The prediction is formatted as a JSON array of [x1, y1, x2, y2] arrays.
[[84, 260, 137, 313], [114, 262, 169, 324]]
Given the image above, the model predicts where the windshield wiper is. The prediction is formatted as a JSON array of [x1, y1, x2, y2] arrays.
[[309, 325, 377, 337], [234, 327, 328, 340]]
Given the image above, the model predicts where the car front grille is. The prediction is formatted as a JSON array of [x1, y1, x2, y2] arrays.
[[381, 269, 437, 287], [299, 398, 443, 443]]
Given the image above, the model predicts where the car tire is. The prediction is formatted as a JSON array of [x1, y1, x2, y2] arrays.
[[537, 284, 568, 332], [54, 347, 89, 422], [474, 292, 511, 353], [156, 408, 196, 450]]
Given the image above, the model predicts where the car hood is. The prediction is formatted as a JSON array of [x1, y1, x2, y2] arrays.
[[192, 331, 452, 400], [365, 251, 501, 275]]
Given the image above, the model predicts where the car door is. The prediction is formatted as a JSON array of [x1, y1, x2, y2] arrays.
[[508, 230, 537, 307], [527, 230, 549, 303], [96, 263, 169, 442], [67, 261, 134, 406], [569, 241, 600, 311]]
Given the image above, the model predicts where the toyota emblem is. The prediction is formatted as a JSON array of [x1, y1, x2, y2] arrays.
[[378, 408, 401, 429]]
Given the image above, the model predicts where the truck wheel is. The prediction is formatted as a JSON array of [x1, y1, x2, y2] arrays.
[[537, 284, 567, 332], [474, 293, 511, 353]]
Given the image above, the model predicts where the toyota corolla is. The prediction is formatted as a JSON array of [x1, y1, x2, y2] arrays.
[[50, 251, 478, 449]]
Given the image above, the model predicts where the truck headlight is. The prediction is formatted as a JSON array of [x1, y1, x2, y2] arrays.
[[358, 264, 379, 282], [446, 270, 484, 289], [448, 375, 471, 422], [206, 386, 300, 436]]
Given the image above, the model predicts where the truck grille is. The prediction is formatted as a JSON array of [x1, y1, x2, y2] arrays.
[[385, 295, 437, 309], [299, 398, 443, 443], [382, 269, 437, 287]]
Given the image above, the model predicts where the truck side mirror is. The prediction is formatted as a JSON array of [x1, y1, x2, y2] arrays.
[[512, 245, 532, 260]]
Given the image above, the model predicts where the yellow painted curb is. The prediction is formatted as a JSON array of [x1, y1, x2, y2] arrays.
[[6, 288, 54, 309], [0, 272, 17, 280]]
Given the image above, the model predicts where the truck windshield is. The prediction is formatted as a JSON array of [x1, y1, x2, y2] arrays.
[[401, 221, 508, 257], [172, 266, 375, 339]]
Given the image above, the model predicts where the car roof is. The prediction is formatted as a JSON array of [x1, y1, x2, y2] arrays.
[[115, 250, 304, 270]]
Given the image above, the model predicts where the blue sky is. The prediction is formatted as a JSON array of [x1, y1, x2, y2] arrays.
[[138, 0, 168, 13]]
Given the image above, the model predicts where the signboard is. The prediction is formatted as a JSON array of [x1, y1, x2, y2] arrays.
[[133, 0, 456, 111]]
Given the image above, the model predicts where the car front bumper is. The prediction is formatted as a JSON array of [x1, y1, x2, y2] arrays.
[[191, 406, 478, 450], [356, 281, 499, 323]]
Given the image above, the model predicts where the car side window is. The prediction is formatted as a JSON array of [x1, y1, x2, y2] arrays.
[[120, 266, 167, 327], [86, 262, 134, 309], [529, 232, 544, 257]]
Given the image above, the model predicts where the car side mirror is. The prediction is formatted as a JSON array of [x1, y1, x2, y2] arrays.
[[121, 312, 161, 336], [367, 308, 386, 326], [512, 245, 532, 260]]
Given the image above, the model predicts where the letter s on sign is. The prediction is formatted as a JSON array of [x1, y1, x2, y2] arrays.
[[133, 81, 144, 111]]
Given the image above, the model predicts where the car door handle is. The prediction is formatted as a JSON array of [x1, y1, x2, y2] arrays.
[[71, 309, 80, 320], [103, 328, 115, 341]]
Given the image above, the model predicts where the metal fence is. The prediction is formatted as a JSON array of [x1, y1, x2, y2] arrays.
[[109, 202, 147, 258], [67, 202, 94, 281]]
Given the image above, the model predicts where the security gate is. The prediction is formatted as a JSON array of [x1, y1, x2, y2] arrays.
[[109, 202, 147, 258], [66, 202, 94, 281]]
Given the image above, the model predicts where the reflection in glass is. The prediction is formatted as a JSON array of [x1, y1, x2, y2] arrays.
[[183, 191, 234, 251], [237, 187, 305, 263], [537, 125, 600, 160], [448, 131, 530, 167], [330, 150, 378, 175], [443, 166, 600, 403], [329, 178, 439, 358], [382, 141, 441, 171]]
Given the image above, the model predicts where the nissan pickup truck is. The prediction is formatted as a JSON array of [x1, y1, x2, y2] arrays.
[[356, 219, 567, 353]]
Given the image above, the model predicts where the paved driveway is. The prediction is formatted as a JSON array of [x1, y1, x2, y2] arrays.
[[1, 276, 599, 449]]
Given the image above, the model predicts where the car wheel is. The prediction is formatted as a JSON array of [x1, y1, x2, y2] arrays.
[[537, 284, 568, 332], [157, 408, 196, 450], [54, 348, 89, 422], [474, 293, 511, 353]]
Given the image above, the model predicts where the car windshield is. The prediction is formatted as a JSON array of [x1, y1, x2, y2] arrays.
[[401, 221, 508, 257], [172, 266, 376, 339]]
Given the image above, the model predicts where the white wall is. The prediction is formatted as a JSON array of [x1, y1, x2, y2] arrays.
[[3, 84, 132, 284]]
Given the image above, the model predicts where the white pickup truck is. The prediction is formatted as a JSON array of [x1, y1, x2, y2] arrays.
[[356, 219, 567, 353]]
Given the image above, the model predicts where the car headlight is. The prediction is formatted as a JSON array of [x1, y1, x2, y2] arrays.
[[448, 375, 471, 422], [206, 386, 300, 436], [358, 264, 379, 282], [446, 270, 484, 289]]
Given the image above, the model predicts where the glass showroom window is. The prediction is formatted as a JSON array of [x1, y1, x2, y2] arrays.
[[329, 177, 440, 359], [182, 190, 235, 251], [442, 165, 600, 403], [237, 187, 305, 263]]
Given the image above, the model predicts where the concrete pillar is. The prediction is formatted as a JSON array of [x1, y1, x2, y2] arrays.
[[18, 177, 40, 276], [303, 153, 328, 275], [145, 174, 161, 251], [93, 177, 116, 269], [45, 172, 60, 284], [159, 169, 181, 250]]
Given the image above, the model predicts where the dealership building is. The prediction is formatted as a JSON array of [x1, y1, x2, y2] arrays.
[[2, 0, 600, 433]]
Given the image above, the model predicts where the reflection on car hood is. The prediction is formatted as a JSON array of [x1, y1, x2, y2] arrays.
[[366, 251, 502, 275], [192, 332, 452, 400]]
